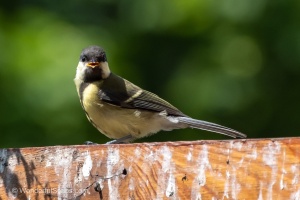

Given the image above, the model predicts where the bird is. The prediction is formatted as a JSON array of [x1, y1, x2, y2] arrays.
[[74, 45, 246, 144]]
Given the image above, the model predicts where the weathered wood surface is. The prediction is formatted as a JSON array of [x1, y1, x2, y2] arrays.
[[1, 138, 300, 200]]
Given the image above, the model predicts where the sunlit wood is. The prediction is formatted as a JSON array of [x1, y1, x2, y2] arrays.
[[1, 138, 300, 199]]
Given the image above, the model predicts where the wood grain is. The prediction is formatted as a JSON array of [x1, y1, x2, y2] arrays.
[[1, 138, 300, 199]]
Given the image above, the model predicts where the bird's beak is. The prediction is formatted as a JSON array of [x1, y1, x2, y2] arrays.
[[87, 62, 100, 68]]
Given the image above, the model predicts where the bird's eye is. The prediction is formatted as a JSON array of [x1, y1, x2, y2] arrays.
[[81, 56, 87, 62]]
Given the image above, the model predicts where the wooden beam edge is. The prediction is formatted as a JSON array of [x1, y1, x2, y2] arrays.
[[1, 137, 300, 199]]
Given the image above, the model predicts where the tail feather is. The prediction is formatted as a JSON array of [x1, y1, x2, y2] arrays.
[[178, 117, 246, 138]]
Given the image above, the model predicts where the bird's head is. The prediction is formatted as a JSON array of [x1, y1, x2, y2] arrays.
[[76, 45, 111, 82]]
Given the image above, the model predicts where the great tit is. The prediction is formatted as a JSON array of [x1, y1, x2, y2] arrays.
[[74, 45, 246, 144]]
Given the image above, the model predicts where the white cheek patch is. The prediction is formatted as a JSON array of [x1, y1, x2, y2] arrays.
[[75, 62, 86, 81], [75, 61, 111, 81], [100, 62, 111, 79]]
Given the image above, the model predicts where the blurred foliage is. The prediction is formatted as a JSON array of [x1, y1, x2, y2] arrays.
[[0, 0, 300, 148]]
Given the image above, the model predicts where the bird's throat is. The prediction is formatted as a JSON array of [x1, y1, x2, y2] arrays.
[[83, 67, 103, 83]]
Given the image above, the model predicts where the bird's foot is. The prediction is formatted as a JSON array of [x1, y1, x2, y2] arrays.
[[84, 141, 98, 145], [106, 135, 135, 144]]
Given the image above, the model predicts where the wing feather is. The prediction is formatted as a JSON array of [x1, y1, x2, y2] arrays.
[[99, 73, 186, 116]]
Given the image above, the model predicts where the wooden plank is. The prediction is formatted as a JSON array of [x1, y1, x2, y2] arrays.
[[1, 138, 300, 199]]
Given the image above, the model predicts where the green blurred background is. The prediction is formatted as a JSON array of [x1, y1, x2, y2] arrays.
[[1, 0, 299, 148]]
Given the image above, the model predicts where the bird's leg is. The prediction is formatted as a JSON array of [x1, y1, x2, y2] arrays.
[[106, 135, 135, 144], [83, 135, 135, 145], [84, 141, 98, 145]]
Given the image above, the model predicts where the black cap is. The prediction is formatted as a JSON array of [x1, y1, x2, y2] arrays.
[[80, 46, 107, 63]]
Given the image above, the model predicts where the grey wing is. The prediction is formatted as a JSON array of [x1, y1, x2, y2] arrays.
[[124, 90, 187, 116], [99, 74, 186, 116]]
